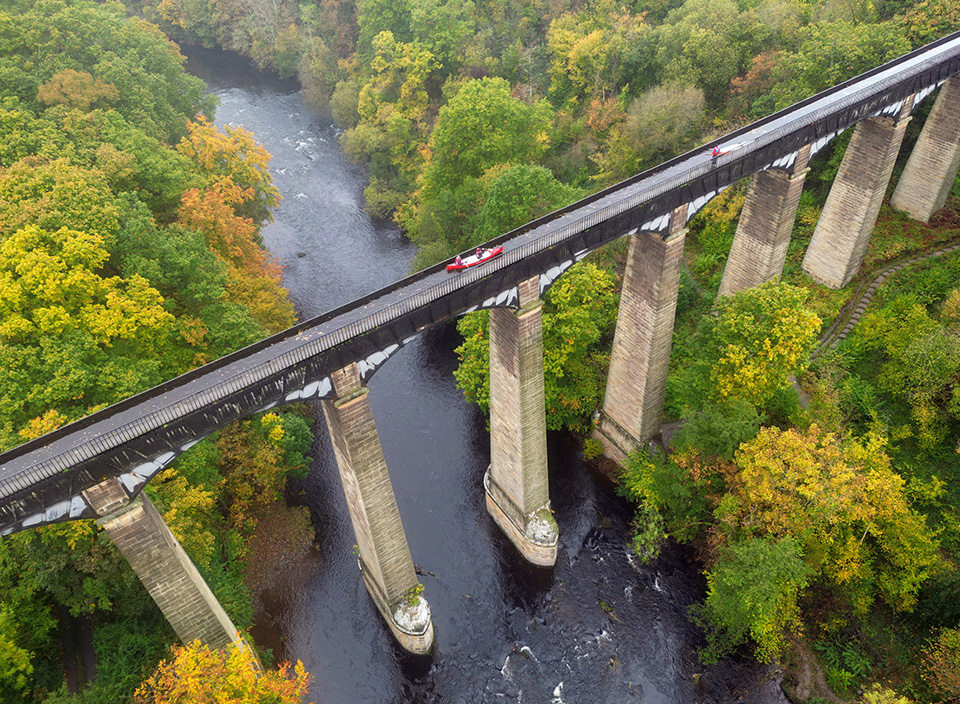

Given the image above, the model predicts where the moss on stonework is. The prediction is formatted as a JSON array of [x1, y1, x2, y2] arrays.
[[526, 507, 558, 545]]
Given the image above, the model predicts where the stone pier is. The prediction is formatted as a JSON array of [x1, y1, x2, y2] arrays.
[[891, 77, 960, 222], [803, 96, 914, 288], [486, 275, 557, 567], [595, 206, 687, 463], [84, 477, 242, 650], [321, 364, 434, 654], [718, 144, 811, 297]]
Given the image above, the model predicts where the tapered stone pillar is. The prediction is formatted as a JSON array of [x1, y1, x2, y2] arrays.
[[892, 77, 960, 222], [83, 478, 242, 650], [718, 144, 811, 297], [486, 275, 557, 567], [803, 97, 914, 289], [595, 206, 687, 463], [321, 364, 433, 654]]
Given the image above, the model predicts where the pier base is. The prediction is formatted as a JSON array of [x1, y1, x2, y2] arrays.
[[322, 363, 434, 654], [359, 557, 434, 654], [484, 469, 558, 567]]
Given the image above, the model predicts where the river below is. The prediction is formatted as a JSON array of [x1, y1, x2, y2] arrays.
[[182, 46, 788, 704]]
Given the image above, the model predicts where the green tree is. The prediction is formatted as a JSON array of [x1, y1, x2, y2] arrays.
[[152, 0, 220, 48], [696, 536, 811, 663], [53, 107, 198, 221], [0, 159, 123, 245], [767, 21, 910, 109], [0, 521, 132, 636], [399, 77, 554, 260], [357, 0, 413, 61], [623, 82, 706, 167], [0, 106, 68, 167], [619, 447, 724, 556], [473, 164, 583, 239], [1, 0, 213, 143], [653, 0, 758, 105], [860, 684, 913, 704], [423, 77, 552, 189], [545, 7, 649, 103], [409, 0, 476, 72], [0, 605, 32, 701], [671, 397, 763, 461], [852, 296, 960, 448], [896, 0, 960, 47], [340, 31, 440, 217]]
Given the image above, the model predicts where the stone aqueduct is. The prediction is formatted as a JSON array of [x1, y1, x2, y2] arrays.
[[2, 31, 960, 655]]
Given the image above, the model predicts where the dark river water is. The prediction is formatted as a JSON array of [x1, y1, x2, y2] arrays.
[[182, 47, 788, 704]]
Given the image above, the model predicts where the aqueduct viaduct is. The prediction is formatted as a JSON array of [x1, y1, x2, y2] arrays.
[[1, 31, 960, 655]]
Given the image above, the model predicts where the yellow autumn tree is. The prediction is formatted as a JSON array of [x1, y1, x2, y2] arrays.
[[724, 424, 938, 613], [0, 225, 174, 347], [134, 640, 311, 704], [152, 467, 218, 571], [0, 225, 178, 447], [680, 281, 821, 411]]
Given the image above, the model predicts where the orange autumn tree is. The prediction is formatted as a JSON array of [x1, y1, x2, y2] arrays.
[[178, 183, 275, 275], [178, 118, 281, 226], [177, 185, 294, 335], [134, 639, 311, 704], [36, 69, 119, 111], [177, 122, 294, 334]]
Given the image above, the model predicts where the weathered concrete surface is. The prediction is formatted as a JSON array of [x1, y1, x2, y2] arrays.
[[718, 145, 811, 297], [892, 77, 960, 222], [803, 98, 914, 289], [322, 364, 433, 653], [595, 207, 687, 464], [85, 478, 242, 650], [487, 276, 557, 566]]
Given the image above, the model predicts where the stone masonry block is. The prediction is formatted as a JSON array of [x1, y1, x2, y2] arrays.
[[598, 210, 687, 460], [718, 145, 810, 297], [892, 77, 960, 222], [804, 99, 913, 288]]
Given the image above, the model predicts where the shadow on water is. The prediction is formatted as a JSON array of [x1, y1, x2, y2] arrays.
[[182, 45, 790, 704]]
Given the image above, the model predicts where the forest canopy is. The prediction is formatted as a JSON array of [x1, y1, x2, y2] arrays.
[[3, 0, 960, 700], [0, 2, 311, 702]]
